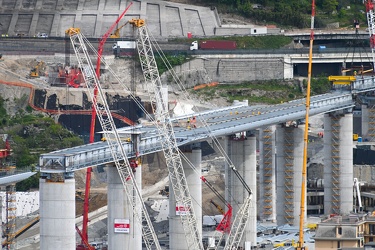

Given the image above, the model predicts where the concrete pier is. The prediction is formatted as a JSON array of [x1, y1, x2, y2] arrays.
[[169, 149, 202, 250], [107, 165, 142, 250], [39, 177, 75, 250], [275, 126, 304, 227], [324, 113, 353, 215], [228, 136, 257, 247]]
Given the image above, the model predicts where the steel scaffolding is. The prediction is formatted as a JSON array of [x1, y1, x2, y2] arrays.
[[284, 128, 295, 225], [368, 105, 375, 141], [331, 114, 341, 215], [5, 184, 16, 250], [262, 127, 273, 218]]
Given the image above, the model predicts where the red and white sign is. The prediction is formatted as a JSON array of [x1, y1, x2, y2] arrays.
[[114, 219, 130, 233], [176, 203, 190, 216]]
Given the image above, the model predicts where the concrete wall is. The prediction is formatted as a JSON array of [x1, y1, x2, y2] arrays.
[[167, 57, 285, 86]]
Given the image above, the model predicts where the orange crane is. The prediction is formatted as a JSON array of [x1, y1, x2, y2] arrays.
[[77, 3, 133, 249]]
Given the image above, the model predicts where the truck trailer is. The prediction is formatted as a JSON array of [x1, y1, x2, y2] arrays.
[[112, 41, 136, 57], [190, 40, 237, 50]]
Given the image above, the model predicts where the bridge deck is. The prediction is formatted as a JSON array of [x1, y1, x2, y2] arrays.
[[39, 89, 359, 173]]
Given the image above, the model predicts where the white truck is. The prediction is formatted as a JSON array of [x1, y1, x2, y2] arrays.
[[112, 41, 136, 57]]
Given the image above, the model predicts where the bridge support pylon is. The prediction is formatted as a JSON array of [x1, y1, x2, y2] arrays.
[[169, 148, 202, 250], [323, 112, 353, 215], [275, 125, 304, 227], [227, 135, 257, 247], [107, 164, 142, 250], [39, 173, 75, 250]]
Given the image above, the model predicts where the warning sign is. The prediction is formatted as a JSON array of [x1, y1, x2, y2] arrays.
[[114, 219, 130, 233], [176, 203, 190, 216]]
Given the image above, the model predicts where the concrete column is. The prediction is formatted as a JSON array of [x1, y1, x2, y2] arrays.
[[94, 13, 103, 37], [169, 149, 202, 250], [324, 113, 353, 215], [40, 177, 75, 250], [29, 13, 39, 36], [50, 14, 61, 37], [276, 126, 304, 226], [258, 126, 276, 222], [362, 104, 369, 140], [8, 13, 19, 36], [283, 56, 293, 79], [77, 0, 85, 10], [228, 137, 257, 247], [107, 165, 142, 250]]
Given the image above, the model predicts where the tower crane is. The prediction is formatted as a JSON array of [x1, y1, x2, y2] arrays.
[[65, 27, 161, 250], [129, 18, 204, 250]]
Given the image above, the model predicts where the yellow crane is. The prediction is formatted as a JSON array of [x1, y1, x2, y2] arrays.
[[297, 0, 314, 249], [109, 22, 128, 38]]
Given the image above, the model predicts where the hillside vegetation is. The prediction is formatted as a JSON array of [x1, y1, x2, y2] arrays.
[[169, 0, 367, 29]]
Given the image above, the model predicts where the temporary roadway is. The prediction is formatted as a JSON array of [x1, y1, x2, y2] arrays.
[[38, 76, 375, 173]]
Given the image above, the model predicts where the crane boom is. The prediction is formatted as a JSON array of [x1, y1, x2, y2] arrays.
[[81, 3, 133, 245], [65, 27, 161, 250], [131, 19, 204, 250], [223, 195, 252, 250]]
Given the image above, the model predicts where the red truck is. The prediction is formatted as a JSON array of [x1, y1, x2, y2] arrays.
[[190, 40, 237, 50]]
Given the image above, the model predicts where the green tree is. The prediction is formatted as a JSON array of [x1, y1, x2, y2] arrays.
[[322, 0, 338, 15]]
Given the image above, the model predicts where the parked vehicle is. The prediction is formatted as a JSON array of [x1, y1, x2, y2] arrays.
[[189, 40, 237, 50], [36, 32, 48, 38]]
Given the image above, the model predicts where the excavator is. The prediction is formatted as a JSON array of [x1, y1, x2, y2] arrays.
[[109, 22, 128, 38], [29, 61, 45, 78]]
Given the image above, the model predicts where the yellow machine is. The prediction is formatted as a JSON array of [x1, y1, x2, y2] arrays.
[[109, 22, 128, 38], [353, 133, 359, 141], [29, 61, 45, 78], [328, 75, 356, 85]]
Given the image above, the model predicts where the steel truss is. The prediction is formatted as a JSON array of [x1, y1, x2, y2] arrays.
[[66, 28, 161, 250]]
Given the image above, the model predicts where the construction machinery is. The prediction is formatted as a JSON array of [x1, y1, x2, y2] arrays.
[[75, 3, 133, 250], [66, 25, 162, 250], [129, 17, 204, 250], [109, 22, 128, 38], [210, 200, 225, 215], [159, 185, 169, 197], [29, 60, 45, 78], [297, 0, 314, 249]]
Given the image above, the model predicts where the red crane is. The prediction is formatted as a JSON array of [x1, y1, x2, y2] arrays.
[[200, 176, 232, 234], [78, 2, 133, 249]]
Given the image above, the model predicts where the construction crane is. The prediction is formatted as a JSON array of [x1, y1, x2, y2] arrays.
[[297, 0, 315, 249], [65, 27, 161, 250], [109, 22, 128, 38], [365, 0, 375, 72], [210, 200, 225, 215], [129, 18, 204, 249], [78, 3, 133, 249]]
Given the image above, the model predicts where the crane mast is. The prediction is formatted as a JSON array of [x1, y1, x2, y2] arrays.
[[65, 28, 161, 250], [365, 0, 375, 72], [130, 19, 204, 250]]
